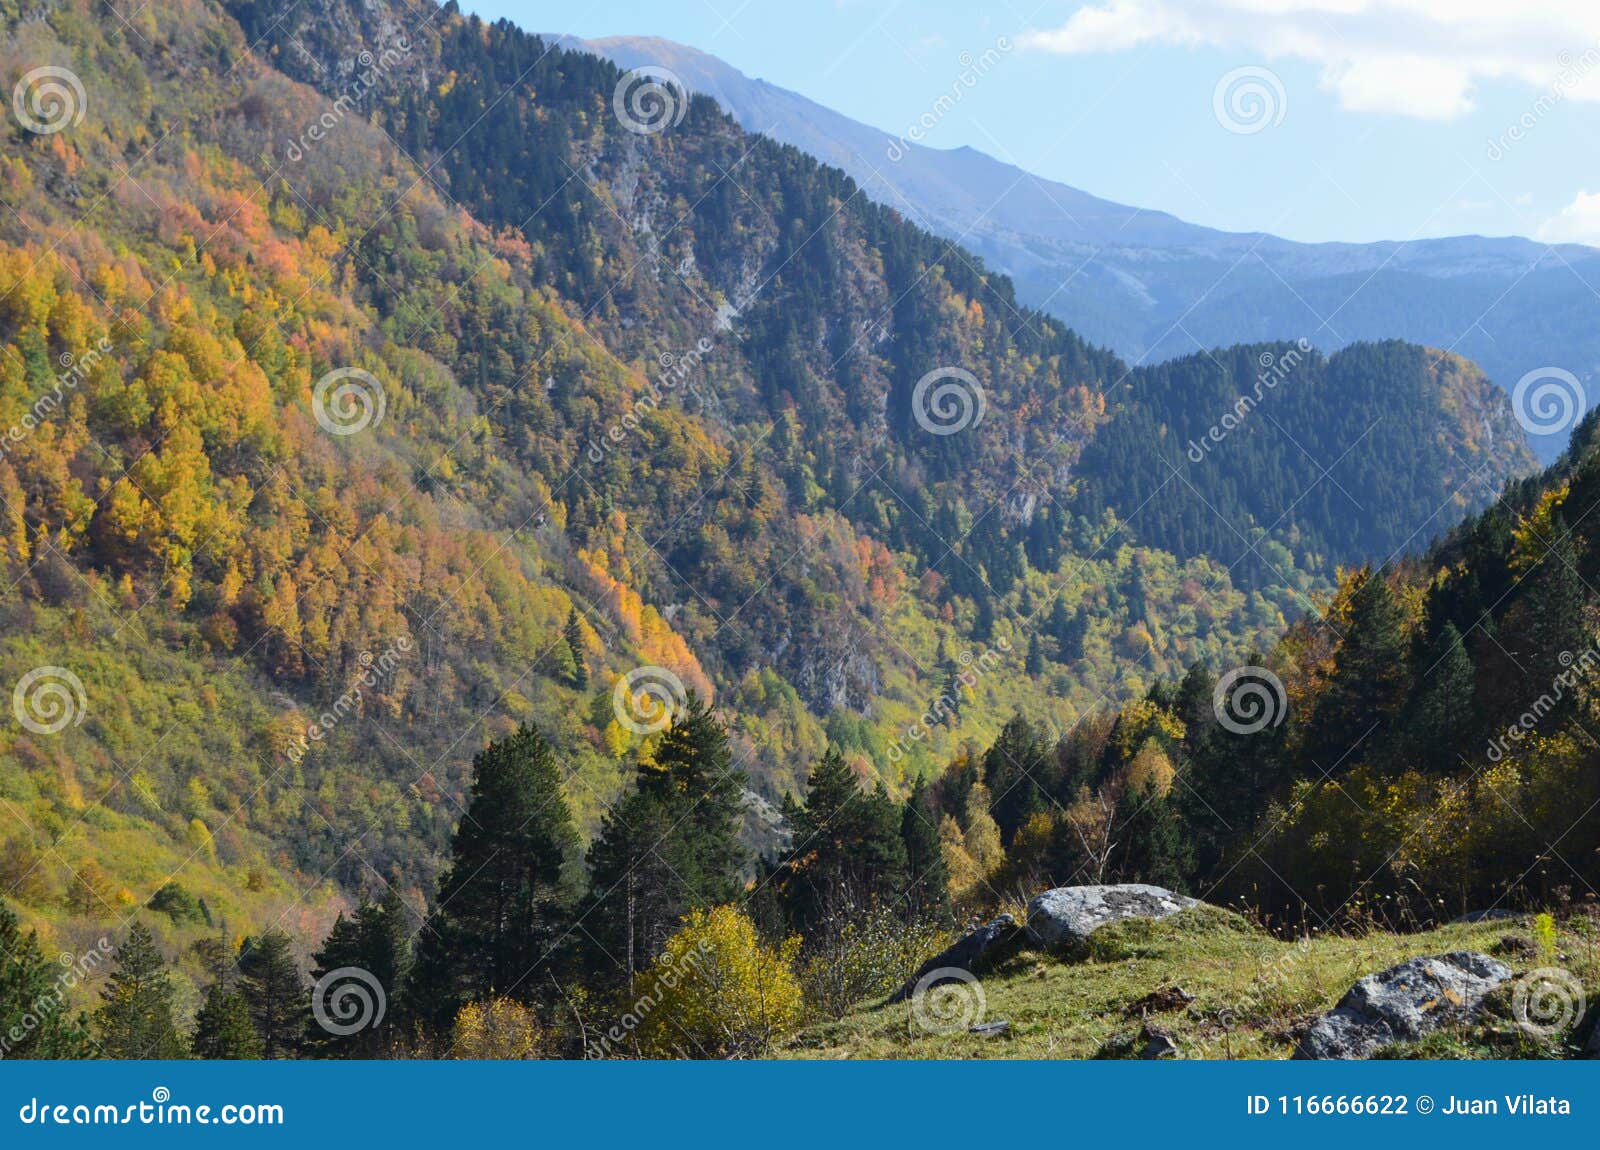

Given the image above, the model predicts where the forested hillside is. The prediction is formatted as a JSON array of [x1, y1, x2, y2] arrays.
[[0, 0, 1540, 1058]]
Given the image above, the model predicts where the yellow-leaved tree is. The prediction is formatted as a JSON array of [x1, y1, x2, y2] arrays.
[[633, 905, 802, 1059], [452, 997, 546, 1060]]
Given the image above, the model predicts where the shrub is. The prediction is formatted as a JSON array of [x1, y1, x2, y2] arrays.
[[452, 997, 545, 1059], [633, 905, 803, 1058]]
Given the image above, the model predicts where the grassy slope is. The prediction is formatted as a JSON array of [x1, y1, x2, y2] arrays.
[[784, 908, 1600, 1060]]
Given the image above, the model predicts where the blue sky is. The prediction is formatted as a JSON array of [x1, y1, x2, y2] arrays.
[[462, 1, 1600, 247]]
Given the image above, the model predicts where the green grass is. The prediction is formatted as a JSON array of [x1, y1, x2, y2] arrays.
[[781, 907, 1600, 1060]]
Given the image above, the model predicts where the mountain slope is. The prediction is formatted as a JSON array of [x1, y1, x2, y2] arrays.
[[564, 34, 1600, 462], [0, 0, 1529, 964]]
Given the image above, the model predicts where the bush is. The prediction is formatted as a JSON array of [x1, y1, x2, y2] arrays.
[[633, 906, 803, 1058], [452, 997, 545, 1059], [799, 907, 948, 1020]]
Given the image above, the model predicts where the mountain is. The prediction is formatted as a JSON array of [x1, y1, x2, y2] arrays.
[[0, 0, 1528, 970], [562, 34, 1600, 462]]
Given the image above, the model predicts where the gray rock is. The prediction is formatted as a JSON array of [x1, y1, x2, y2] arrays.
[[969, 1020, 1011, 1039], [1027, 884, 1200, 951], [1294, 952, 1513, 1060], [890, 914, 1021, 1002], [1140, 1029, 1180, 1059]]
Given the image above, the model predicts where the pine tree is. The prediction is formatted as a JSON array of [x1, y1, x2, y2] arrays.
[[582, 787, 689, 987], [94, 922, 186, 1059], [1522, 515, 1587, 685], [1401, 622, 1476, 772], [636, 695, 746, 906], [191, 983, 261, 1059], [1025, 632, 1045, 675], [983, 714, 1053, 846], [900, 776, 952, 923], [1112, 780, 1194, 891], [0, 902, 94, 1058], [776, 749, 908, 938], [411, 725, 580, 1027], [562, 607, 589, 689], [238, 929, 306, 1059], [307, 893, 411, 1056], [1306, 567, 1411, 772]]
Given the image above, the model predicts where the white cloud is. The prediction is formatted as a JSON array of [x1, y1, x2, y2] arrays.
[[1537, 190, 1600, 247], [1019, 1, 1600, 120]]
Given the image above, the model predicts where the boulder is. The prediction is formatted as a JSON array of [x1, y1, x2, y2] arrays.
[[1027, 884, 1200, 952], [889, 914, 1021, 1002], [1293, 952, 1512, 1059], [1140, 1028, 1180, 1059]]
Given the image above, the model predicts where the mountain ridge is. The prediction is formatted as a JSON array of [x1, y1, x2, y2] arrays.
[[561, 33, 1600, 460]]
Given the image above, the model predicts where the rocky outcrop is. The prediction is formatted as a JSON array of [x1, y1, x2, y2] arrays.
[[1027, 884, 1200, 952], [1294, 952, 1513, 1059], [890, 915, 1022, 1002]]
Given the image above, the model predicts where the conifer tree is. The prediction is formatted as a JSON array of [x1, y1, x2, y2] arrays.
[[411, 725, 580, 1026], [900, 776, 952, 923], [636, 695, 746, 906], [238, 929, 306, 1059], [983, 714, 1054, 846], [562, 607, 589, 689], [1112, 780, 1194, 891], [776, 749, 908, 937], [0, 902, 94, 1058], [1305, 567, 1411, 771], [95, 922, 186, 1059], [191, 983, 261, 1059], [307, 893, 411, 1056], [1401, 622, 1477, 772], [582, 787, 687, 987]]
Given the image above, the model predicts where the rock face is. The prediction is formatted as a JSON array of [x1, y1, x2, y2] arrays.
[[1294, 952, 1513, 1060], [889, 915, 1021, 1003], [1027, 885, 1200, 952]]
